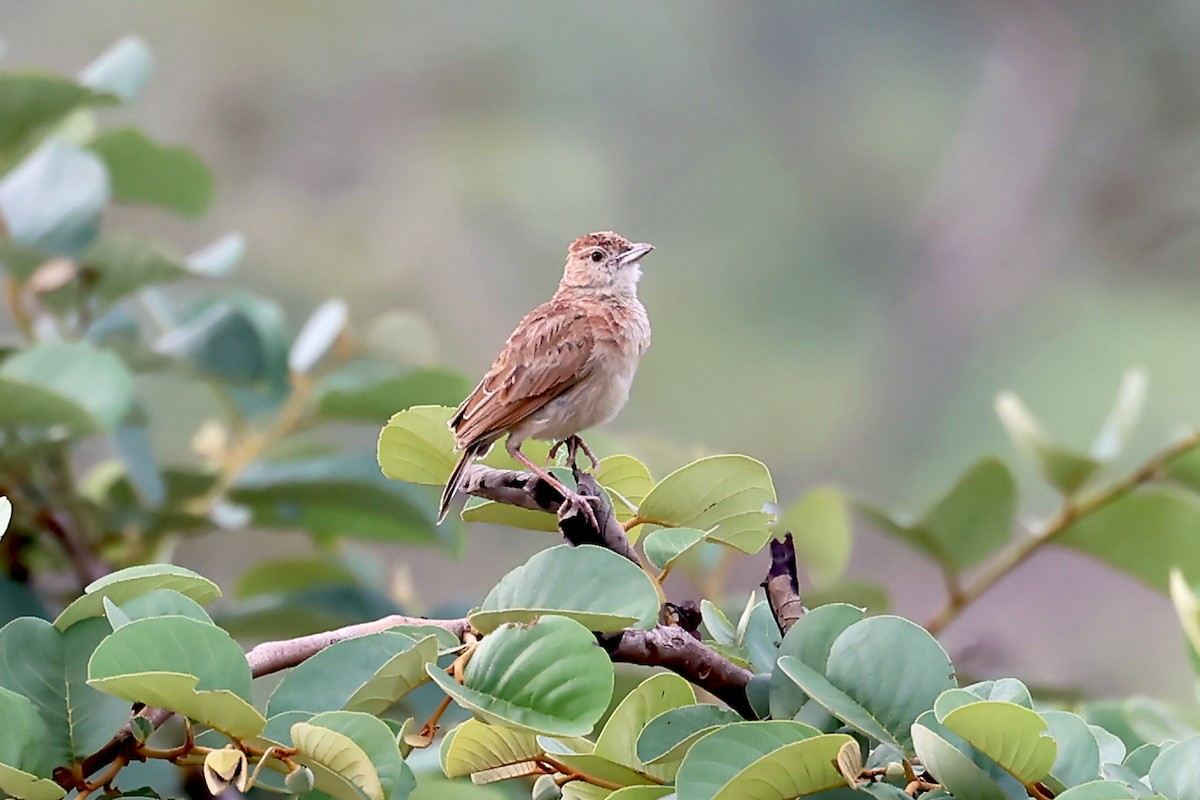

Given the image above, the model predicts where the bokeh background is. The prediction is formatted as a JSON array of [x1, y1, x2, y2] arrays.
[[6, 2, 1200, 703]]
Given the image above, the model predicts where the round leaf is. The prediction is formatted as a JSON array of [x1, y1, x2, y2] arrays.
[[378, 406, 458, 485], [426, 616, 613, 736], [440, 718, 543, 780], [0, 140, 108, 255], [643, 527, 709, 572], [637, 455, 776, 553], [1044, 710, 1102, 788], [306, 711, 413, 800], [267, 632, 436, 717], [55, 563, 220, 631], [911, 723, 1012, 800], [595, 672, 695, 781], [595, 455, 654, 531], [87, 616, 265, 739], [0, 342, 134, 434], [768, 603, 864, 722], [470, 544, 659, 634], [942, 701, 1057, 784], [290, 721, 384, 800], [636, 705, 746, 765], [1148, 735, 1200, 800], [674, 721, 822, 800]]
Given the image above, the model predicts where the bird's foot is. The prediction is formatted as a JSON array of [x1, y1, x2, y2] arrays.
[[559, 487, 605, 531], [549, 435, 600, 471]]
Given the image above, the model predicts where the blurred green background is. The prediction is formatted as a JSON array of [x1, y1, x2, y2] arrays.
[[5, 2, 1200, 703]]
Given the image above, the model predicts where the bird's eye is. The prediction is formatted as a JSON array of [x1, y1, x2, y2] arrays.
[[590, 250, 604, 263]]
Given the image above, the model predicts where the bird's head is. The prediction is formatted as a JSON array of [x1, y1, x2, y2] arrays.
[[560, 231, 654, 295]]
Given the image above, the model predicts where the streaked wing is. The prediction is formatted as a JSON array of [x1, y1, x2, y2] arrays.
[[449, 297, 593, 448]]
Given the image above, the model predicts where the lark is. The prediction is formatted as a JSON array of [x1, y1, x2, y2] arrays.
[[438, 231, 654, 527]]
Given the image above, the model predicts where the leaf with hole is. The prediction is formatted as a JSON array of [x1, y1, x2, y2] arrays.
[[87, 616, 265, 739], [471, 544, 659, 634], [636, 455, 776, 553], [426, 616, 613, 736]]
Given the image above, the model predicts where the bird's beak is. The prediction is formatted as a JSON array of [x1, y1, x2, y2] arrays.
[[618, 243, 654, 266]]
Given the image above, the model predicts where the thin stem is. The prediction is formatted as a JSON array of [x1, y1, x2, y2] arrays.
[[925, 431, 1200, 636]]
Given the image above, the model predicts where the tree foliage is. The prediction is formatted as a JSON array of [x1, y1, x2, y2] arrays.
[[2, 38, 1200, 800]]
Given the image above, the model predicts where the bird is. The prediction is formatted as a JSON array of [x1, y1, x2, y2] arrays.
[[438, 231, 654, 527]]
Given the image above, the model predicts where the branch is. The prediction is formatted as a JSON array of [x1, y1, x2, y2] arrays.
[[925, 430, 1200, 635], [761, 533, 803, 634], [458, 463, 638, 563], [602, 625, 755, 718]]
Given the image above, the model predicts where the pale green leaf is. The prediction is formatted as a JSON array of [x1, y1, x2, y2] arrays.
[[426, 616, 613, 736], [0, 342, 134, 434], [643, 527, 710, 572], [595, 673, 695, 782], [440, 718, 542, 780], [55, 563, 220, 631], [942, 701, 1057, 784], [911, 723, 1012, 800], [674, 721, 821, 800], [637, 455, 776, 553], [470, 544, 659, 634], [995, 392, 1102, 495], [776, 486, 852, 585], [88, 127, 213, 215], [636, 704, 745, 765]]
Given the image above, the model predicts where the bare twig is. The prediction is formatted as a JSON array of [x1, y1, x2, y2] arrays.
[[762, 533, 804, 634], [602, 625, 755, 718], [457, 463, 638, 564]]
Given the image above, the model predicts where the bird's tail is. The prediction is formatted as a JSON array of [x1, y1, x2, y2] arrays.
[[438, 442, 486, 525]]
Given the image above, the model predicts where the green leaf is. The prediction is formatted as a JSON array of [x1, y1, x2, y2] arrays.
[[1170, 569, 1200, 658], [776, 486, 852, 585], [700, 599, 737, 646], [317, 363, 472, 423], [911, 722, 1014, 800], [714, 733, 856, 800], [156, 292, 289, 389], [0, 686, 54, 778], [230, 453, 445, 547], [461, 493, 561, 533], [643, 527, 710, 572], [1055, 488, 1200, 593], [636, 455, 776, 553], [0, 140, 108, 255], [636, 705, 745, 765], [81, 236, 187, 303], [594, 673, 696, 782], [920, 459, 1017, 569], [780, 616, 955, 752], [595, 455, 654, 531], [426, 616, 613, 736], [305, 711, 413, 800], [55, 563, 220, 631], [0, 342, 134, 434], [0, 617, 137, 764], [290, 719, 387, 800], [1044, 710, 1102, 788], [112, 589, 213, 626], [1055, 782, 1140, 800], [440, 719, 543, 782], [267, 632, 436, 717], [674, 720, 821, 800], [549, 753, 658, 789], [0, 72, 113, 161], [1148, 736, 1200, 800], [78, 37, 153, 102], [803, 580, 890, 614], [769, 603, 864, 722], [0, 764, 66, 800], [942, 701, 1057, 784], [995, 392, 1103, 495], [87, 616, 266, 739], [377, 406, 461, 486], [87, 127, 213, 215], [470, 544, 659, 634], [234, 556, 360, 599]]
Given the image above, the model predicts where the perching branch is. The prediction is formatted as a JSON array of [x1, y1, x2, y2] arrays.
[[762, 533, 804, 635], [458, 462, 639, 564]]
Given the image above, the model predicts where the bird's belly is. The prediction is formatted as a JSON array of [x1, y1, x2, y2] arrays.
[[521, 360, 639, 442]]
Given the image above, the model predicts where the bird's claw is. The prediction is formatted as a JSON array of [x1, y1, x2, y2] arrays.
[[560, 489, 604, 531], [549, 435, 600, 471]]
